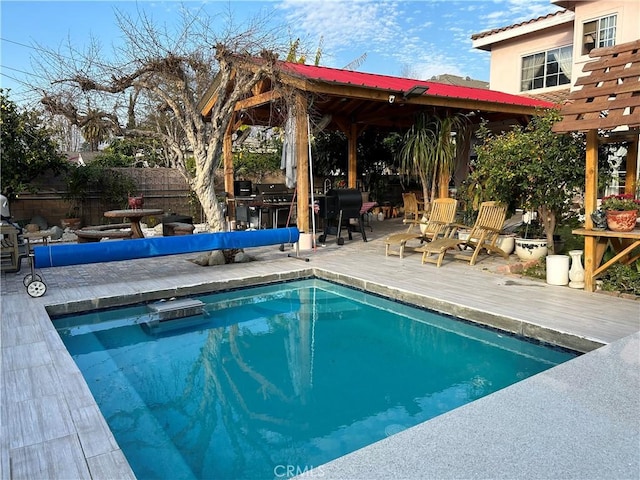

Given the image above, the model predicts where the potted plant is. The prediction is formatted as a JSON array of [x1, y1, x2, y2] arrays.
[[398, 113, 467, 205], [465, 109, 586, 255], [601, 194, 640, 232], [61, 165, 91, 229], [514, 218, 548, 260], [61, 160, 137, 228]]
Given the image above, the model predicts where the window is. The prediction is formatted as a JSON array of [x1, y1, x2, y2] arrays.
[[521, 46, 572, 92], [582, 14, 617, 55]]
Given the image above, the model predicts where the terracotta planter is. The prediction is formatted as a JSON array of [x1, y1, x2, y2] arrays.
[[606, 209, 638, 232], [128, 195, 144, 209], [60, 217, 81, 230]]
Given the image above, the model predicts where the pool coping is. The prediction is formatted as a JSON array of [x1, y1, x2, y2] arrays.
[[46, 268, 602, 354]]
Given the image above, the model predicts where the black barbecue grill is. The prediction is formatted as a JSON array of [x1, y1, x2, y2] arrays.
[[318, 188, 366, 245]]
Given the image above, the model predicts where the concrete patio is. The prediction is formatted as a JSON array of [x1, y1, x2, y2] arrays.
[[1, 217, 638, 479]]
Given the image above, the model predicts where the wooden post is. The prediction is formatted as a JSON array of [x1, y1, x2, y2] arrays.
[[348, 124, 358, 189], [583, 129, 599, 291], [625, 140, 638, 196], [295, 93, 310, 233]]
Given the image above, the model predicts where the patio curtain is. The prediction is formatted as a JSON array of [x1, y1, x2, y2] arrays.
[[281, 111, 297, 188], [557, 47, 573, 82], [521, 54, 544, 91]]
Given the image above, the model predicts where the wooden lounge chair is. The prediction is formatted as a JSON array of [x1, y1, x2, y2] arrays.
[[385, 197, 457, 258], [1, 224, 27, 273], [415, 201, 508, 267]]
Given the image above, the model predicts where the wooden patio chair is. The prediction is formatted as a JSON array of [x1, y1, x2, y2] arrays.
[[415, 201, 508, 267], [401, 192, 426, 223], [385, 197, 457, 258], [1, 224, 27, 273]]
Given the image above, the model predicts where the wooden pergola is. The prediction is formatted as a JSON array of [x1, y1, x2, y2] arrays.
[[553, 39, 640, 291], [200, 60, 552, 233]]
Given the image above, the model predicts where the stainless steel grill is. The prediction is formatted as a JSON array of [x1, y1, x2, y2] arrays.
[[234, 184, 295, 229]]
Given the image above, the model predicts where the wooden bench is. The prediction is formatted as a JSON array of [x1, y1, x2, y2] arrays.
[[1, 224, 27, 272], [76, 224, 134, 243], [163, 222, 195, 236]]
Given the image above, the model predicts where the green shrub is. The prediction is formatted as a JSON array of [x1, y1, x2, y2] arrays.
[[522, 259, 546, 280], [601, 263, 640, 296]]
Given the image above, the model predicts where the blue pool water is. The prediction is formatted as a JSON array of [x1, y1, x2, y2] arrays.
[[55, 279, 577, 480]]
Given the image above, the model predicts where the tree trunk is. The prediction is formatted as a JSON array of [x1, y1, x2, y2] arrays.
[[538, 205, 556, 254], [195, 175, 225, 231]]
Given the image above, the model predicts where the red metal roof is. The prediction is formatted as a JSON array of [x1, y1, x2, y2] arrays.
[[279, 61, 554, 109]]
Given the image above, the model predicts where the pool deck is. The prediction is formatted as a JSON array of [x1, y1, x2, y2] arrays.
[[1, 218, 638, 479]]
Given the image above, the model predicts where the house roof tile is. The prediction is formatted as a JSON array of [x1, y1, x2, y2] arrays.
[[471, 10, 569, 41]]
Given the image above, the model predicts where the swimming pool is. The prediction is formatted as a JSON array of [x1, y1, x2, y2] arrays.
[[54, 278, 578, 480]]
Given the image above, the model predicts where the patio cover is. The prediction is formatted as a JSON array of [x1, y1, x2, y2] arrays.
[[201, 59, 554, 232], [553, 39, 640, 291]]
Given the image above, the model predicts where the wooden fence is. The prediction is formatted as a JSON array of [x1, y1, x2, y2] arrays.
[[9, 168, 208, 229]]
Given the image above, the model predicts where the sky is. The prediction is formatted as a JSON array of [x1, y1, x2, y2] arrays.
[[0, 0, 562, 107]]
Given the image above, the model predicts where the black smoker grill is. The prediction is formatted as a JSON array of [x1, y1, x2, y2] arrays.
[[318, 188, 366, 245]]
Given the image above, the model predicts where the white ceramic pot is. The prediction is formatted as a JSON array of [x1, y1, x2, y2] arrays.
[[495, 234, 516, 255], [457, 230, 471, 241], [515, 237, 548, 261], [297, 233, 314, 251], [546, 254, 570, 285]]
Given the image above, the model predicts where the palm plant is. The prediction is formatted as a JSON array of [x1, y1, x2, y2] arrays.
[[399, 113, 467, 206], [399, 113, 433, 203], [82, 108, 113, 151]]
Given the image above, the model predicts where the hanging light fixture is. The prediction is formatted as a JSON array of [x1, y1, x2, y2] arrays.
[[404, 85, 429, 98]]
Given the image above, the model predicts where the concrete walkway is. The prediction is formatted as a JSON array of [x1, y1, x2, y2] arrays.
[[1, 218, 638, 479]]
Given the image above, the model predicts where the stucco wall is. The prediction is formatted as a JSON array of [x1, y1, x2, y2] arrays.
[[489, 24, 573, 94], [485, 0, 640, 95], [570, 0, 640, 76]]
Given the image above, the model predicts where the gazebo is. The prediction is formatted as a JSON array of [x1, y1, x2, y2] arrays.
[[200, 60, 553, 233], [553, 39, 640, 292]]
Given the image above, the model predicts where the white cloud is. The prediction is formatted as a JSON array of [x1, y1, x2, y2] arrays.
[[479, 0, 563, 30], [272, 0, 560, 81], [277, 0, 403, 55]]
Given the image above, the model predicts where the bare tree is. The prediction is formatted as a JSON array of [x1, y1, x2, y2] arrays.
[[34, 5, 286, 230], [44, 113, 83, 152]]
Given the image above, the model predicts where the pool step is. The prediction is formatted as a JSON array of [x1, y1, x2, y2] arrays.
[[148, 298, 205, 321], [143, 299, 209, 335]]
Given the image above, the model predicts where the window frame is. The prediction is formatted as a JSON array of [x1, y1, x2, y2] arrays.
[[520, 45, 573, 92], [582, 14, 617, 55]]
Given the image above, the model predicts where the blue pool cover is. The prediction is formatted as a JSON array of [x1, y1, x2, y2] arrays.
[[33, 227, 300, 268]]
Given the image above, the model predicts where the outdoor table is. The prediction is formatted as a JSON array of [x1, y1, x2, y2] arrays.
[[572, 227, 640, 291], [23, 231, 52, 247], [104, 209, 164, 238]]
